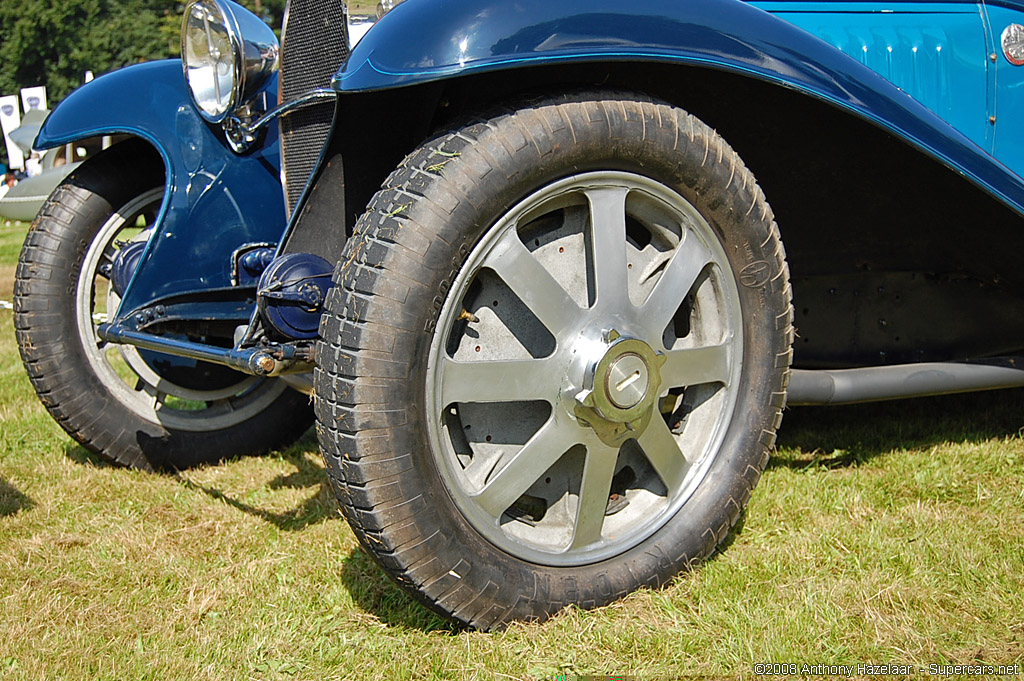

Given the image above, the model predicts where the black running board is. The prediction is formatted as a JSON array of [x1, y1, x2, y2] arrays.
[[788, 360, 1024, 406]]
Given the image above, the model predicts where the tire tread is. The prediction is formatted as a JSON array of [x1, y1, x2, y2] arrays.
[[316, 92, 793, 629]]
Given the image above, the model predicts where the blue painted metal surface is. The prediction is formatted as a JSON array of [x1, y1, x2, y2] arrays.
[[35, 59, 287, 321], [984, 3, 1024, 172], [256, 252, 334, 340], [336, 0, 1024, 216], [33, 0, 1024, 334], [755, 2, 992, 152]]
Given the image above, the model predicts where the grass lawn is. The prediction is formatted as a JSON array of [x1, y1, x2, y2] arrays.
[[348, 0, 378, 17], [1, 218, 1022, 679]]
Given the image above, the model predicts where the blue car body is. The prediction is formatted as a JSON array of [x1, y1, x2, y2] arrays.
[[33, 0, 1024, 368]]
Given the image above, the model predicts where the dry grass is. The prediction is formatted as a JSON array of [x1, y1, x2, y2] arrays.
[[347, 0, 378, 17], [2, 219, 1023, 679], [0, 220, 24, 302], [0, 264, 14, 301]]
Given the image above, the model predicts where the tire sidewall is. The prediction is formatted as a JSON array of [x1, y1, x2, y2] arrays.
[[15, 141, 312, 470], [323, 93, 789, 625]]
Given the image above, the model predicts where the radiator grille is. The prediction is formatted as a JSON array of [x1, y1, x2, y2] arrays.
[[279, 0, 349, 217]]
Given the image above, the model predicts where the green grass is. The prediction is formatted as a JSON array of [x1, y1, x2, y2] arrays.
[[0, 220, 27, 301], [2, 218, 1023, 679], [348, 0, 378, 17]]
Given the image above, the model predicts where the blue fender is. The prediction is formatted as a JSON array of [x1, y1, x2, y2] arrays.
[[336, 0, 1024, 217], [36, 59, 286, 319]]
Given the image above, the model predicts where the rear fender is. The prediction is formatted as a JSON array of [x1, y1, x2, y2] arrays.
[[37, 59, 286, 321]]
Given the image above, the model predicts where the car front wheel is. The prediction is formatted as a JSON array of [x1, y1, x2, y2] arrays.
[[15, 140, 313, 471], [316, 92, 793, 628]]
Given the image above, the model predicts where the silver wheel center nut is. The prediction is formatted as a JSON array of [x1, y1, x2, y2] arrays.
[[605, 353, 649, 409]]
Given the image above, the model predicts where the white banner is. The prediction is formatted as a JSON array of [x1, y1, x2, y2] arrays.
[[20, 86, 46, 113], [0, 96, 23, 170]]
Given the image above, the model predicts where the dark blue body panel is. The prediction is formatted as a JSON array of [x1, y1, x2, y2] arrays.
[[337, 0, 1024, 216], [35, 60, 286, 319], [35, 0, 1024, 328]]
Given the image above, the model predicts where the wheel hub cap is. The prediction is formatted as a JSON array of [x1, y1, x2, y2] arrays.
[[573, 330, 666, 444], [607, 354, 649, 409]]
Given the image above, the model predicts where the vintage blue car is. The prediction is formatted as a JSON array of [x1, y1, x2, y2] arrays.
[[14, 0, 1024, 628]]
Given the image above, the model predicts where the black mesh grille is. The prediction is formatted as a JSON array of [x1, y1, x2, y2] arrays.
[[279, 0, 349, 217]]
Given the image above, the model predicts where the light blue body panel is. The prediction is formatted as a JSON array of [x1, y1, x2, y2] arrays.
[[755, 0, 1024, 172], [754, 2, 994, 153], [34, 59, 286, 319], [982, 3, 1024, 167], [338, 0, 1024, 216]]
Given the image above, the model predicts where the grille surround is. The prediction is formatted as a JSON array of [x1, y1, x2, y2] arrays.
[[279, 0, 349, 217]]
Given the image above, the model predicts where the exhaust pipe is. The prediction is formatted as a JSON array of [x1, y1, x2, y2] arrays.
[[787, 359, 1024, 406]]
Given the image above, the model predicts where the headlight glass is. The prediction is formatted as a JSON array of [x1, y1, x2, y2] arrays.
[[376, 0, 407, 20], [183, 0, 238, 122]]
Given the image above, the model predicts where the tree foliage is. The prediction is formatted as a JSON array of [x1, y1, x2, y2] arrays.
[[0, 0, 178, 103], [0, 0, 285, 102], [0, 0, 285, 165]]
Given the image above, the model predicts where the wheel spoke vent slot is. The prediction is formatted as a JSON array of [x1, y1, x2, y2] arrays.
[[447, 271, 555, 360]]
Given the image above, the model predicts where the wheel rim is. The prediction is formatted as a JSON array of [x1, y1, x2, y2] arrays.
[[75, 188, 288, 432], [426, 172, 745, 566]]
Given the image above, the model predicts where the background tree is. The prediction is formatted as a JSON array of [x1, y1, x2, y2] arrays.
[[0, 0, 284, 166]]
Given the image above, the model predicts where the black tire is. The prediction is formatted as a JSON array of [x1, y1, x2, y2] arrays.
[[14, 140, 312, 471], [315, 92, 793, 629]]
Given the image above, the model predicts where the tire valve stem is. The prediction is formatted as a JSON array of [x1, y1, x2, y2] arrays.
[[458, 309, 480, 323], [606, 493, 629, 516]]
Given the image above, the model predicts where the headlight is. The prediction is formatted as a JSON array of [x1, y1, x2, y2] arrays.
[[376, 0, 407, 20], [182, 0, 279, 123]]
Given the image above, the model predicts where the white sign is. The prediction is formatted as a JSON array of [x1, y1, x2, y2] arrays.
[[20, 86, 46, 113], [0, 96, 24, 170]]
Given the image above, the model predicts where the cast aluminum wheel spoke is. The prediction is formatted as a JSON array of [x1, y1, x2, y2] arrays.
[[97, 249, 117, 276], [661, 342, 732, 389], [427, 170, 747, 567], [439, 355, 559, 405], [482, 229, 581, 338], [637, 417, 691, 492], [470, 417, 581, 518], [138, 381, 165, 411], [216, 396, 237, 413], [569, 441, 619, 549], [585, 187, 630, 310], [641, 231, 714, 337]]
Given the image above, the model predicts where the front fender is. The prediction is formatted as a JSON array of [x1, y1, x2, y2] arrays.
[[37, 60, 286, 320], [337, 0, 1024, 217]]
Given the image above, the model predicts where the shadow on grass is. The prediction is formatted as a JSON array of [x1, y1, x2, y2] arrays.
[[774, 387, 1024, 470], [63, 444, 113, 468], [714, 507, 748, 555], [340, 546, 462, 633], [63, 429, 338, 531], [175, 436, 338, 532], [0, 478, 34, 516]]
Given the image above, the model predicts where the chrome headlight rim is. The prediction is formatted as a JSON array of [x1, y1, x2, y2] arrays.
[[376, 0, 407, 20], [182, 0, 242, 124], [181, 0, 279, 124]]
